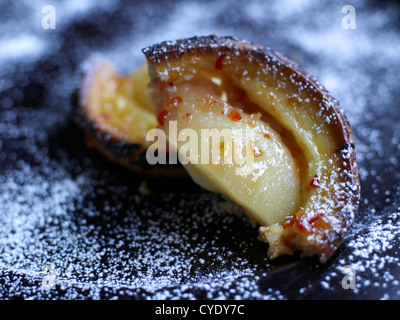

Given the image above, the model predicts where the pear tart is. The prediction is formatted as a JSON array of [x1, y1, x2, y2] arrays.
[[143, 36, 360, 263]]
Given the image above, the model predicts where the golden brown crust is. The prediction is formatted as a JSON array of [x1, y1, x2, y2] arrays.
[[143, 35, 361, 263], [76, 59, 146, 168]]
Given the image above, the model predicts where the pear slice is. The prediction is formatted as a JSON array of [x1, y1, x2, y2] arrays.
[[159, 82, 301, 226], [143, 36, 360, 263]]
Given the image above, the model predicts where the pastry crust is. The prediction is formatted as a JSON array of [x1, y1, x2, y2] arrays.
[[143, 35, 361, 263]]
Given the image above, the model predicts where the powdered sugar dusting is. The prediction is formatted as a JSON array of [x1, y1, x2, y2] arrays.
[[1, 0, 400, 299], [309, 209, 400, 299]]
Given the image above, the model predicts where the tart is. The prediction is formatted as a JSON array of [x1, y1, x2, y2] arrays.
[[143, 35, 361, 263]]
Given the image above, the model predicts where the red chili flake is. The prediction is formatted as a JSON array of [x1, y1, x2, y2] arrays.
[[295, 214, 321, 233], [169, 96, 183, 106], [309, 174, 321, 187], [308, 214, 321, 225], [227, 110, 242, 121], [215, 53, 227, 70], [295, 217, 307, 232], [264, 133, 271, 139], [282, 219, 294, 230], [157, 109, 170, 126], [250, 141, 263, 157]]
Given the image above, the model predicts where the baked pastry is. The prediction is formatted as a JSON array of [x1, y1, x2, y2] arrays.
[[76, 59, 183, 175], [143, 36, 360, 263]]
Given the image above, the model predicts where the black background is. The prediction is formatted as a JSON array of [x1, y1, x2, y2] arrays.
[[1, 0, 400, 300]]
